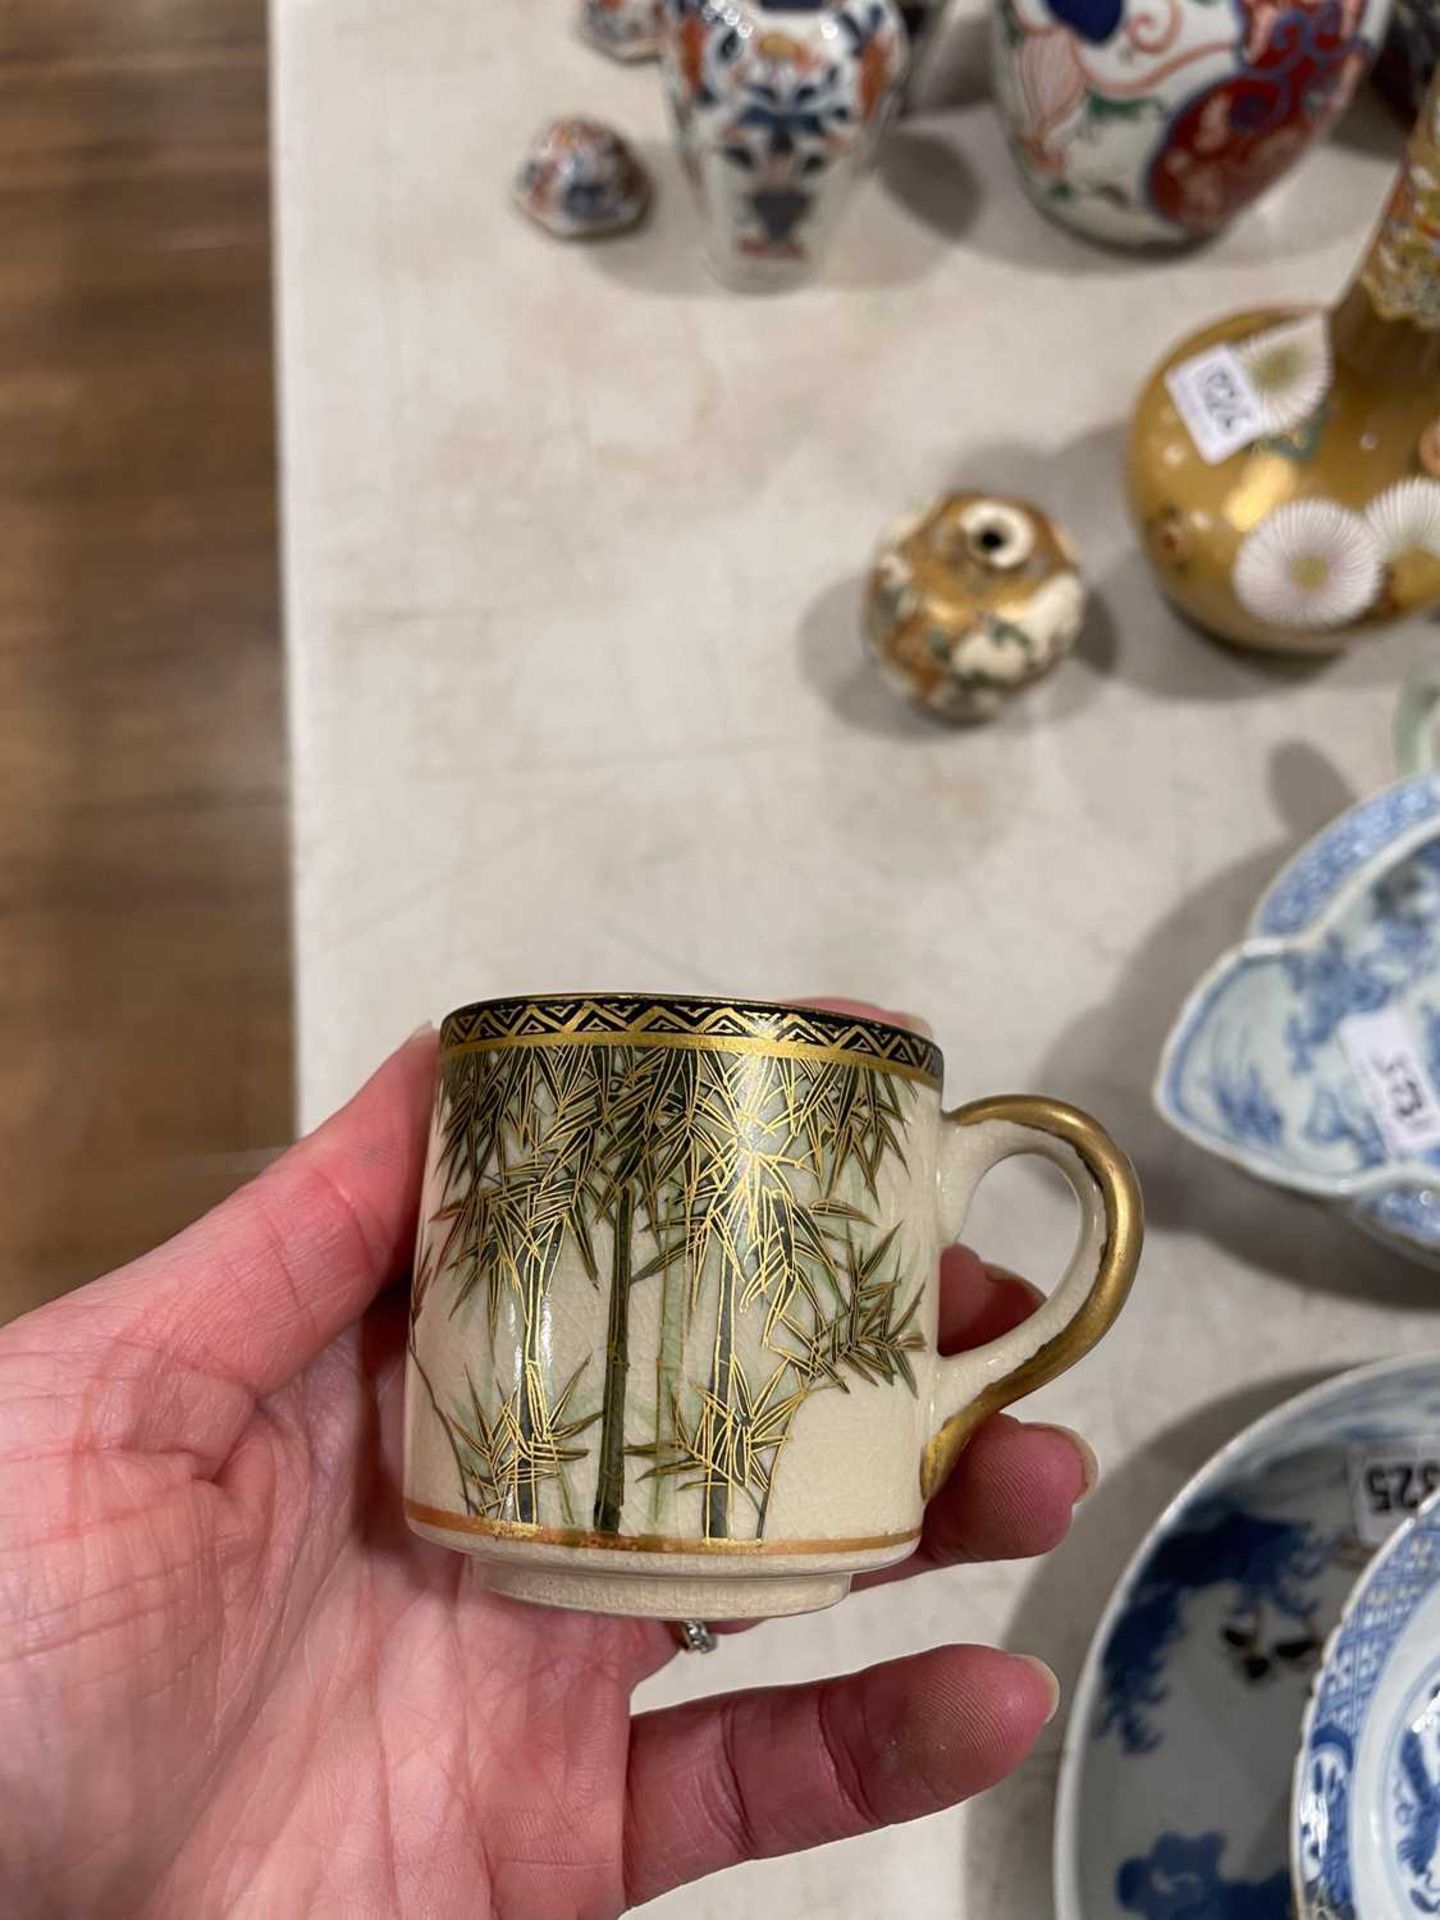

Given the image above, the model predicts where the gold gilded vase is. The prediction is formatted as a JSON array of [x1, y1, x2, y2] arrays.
[[1127, 70, 1440, 656]]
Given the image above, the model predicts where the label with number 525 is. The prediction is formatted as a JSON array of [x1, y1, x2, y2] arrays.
[[1348, 1439, 1440, 1547]]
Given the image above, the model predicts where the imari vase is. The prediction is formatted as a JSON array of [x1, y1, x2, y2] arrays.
[[403, 995, 1142, 1619], [658, 0, 908, 288], [992, 0, 1391, 246], [1126, 65, 1440, 654]]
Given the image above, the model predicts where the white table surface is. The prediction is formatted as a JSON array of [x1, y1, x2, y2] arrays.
[[274, 7, 1438, 1911]]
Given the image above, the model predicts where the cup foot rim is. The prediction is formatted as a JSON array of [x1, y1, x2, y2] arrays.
[[405, 1510, 915, 1618], [476, 1561, 854, 1619]]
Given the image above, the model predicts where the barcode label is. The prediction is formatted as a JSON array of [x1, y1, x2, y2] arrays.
[[1348, 1439, 1440, 1546], [1338, 1006, 1440, 1160], [1164, 346, 1264, 464]]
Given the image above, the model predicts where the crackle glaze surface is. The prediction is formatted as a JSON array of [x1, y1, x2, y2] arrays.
[[406, 997, 944, 1559], [403, 995, 1138, 1616]]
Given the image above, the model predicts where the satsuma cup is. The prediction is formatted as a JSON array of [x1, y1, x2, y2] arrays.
[[404, 994, 1143, 1619]]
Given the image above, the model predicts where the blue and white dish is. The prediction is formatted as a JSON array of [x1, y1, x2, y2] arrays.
[[1056, 1357, 1440, 1919], [1294, 1485, 1440, 1918], [1155, 773, 1440, 1267]]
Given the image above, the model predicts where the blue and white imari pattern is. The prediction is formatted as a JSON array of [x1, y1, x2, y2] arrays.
[[1392, 1673, 1440, 1913], [1161, 866, 1440, 1180], [1097, 1499, 1333, 1755], [1157, 779, 1440, 1260], [1059, 1363, 1440, 1920], [1116, 1832, 1290, 1917], [1254, 777, 1440, 939], [1298, 1502, 1440, 1918]]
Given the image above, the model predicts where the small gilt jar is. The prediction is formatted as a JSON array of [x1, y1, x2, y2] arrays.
[[866, 493, 1088, 722], [1127, 68, 1440, 655]]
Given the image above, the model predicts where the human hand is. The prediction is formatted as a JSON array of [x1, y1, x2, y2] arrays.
[[0, 1010, 1094, 1917]]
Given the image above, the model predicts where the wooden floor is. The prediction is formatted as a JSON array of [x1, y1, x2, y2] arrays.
[[0, 0, 291, 1318]]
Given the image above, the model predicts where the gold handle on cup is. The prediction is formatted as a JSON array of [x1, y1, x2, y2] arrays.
[[921, 1095, 1144, 1500]]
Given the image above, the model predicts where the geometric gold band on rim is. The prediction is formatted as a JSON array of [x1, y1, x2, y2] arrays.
[[441, 1024, 942, 1088], [439, 993, 944, 1090], [405, 1500, 921, 1557]]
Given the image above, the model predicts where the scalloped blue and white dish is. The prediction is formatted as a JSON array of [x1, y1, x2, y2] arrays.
[[1156, 773, 1440, 1267], [1294, 1485, 1440, 1918], [1056, 1358, 1440, 1920]]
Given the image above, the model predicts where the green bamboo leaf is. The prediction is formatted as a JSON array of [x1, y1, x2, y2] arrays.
[[808, 1196, 873, 1222], [550, 1356, 592, 1424], [858, 1224, 901, 1284]]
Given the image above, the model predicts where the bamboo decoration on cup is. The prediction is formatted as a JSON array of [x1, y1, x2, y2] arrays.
[[404, 995, 1142, 1620]]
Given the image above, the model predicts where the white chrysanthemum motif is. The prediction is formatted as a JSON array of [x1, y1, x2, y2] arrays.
[[1366, 479, 1440, 561], [1232, 499, 1385, 631], [1234, 314, 1332, 438]]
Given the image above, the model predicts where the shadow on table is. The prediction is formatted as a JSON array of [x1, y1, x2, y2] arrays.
[[794, 561, 1116, 738], [1331, 85, 1409, 161], [795, 572, 936, 741], [584, 132, 979, 297], [1035, 737, 1440, 1306], [797, 422, 1432, 750], [907, 0, 991, 115], [923, 426, 1423, 705], [930, 430, 1324, 709], [872, 125, 981, 247], [579, 142, 721, 301], [1096, 549, 1437, 701], [965, 1366, 1339, 1915], [883, 110, 1185, 280], [794, 426, 1354, 736], [1092, 552, 1343, 704]]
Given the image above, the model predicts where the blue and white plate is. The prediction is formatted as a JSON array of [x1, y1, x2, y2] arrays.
[[1056, 1358, 1440, 1919], [1294, 1485, 1440, 1919], [1156, 773, 1440, 1267]]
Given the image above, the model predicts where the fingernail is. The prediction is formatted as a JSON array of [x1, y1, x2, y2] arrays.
[[893, 1010, 934, 1037], [1020, 1655, 1062, 1726], [407, 1021, 437, 1042], [1035, 1423, 1101, 1502]]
